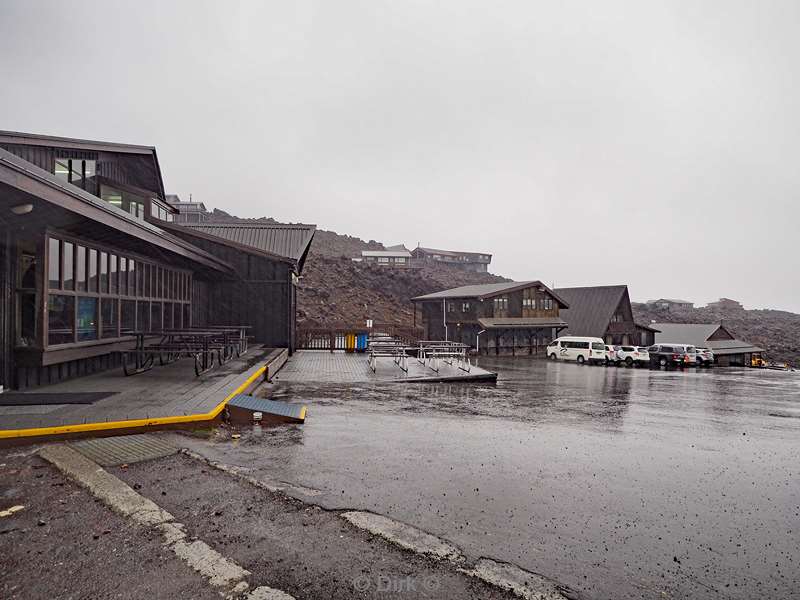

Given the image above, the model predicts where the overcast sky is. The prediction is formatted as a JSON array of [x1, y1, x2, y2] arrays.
[[1, 1, 798, 310]]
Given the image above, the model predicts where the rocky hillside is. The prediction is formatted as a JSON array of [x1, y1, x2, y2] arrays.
[[297, 228, 507, 327], [632, 303, 800, 366]]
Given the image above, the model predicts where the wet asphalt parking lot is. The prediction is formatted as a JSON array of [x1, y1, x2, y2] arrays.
[[175, 358, 800, 600]]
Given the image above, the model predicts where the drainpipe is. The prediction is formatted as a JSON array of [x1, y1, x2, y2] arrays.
[[443, 298, 448, 341], [476, 329, 486, 354]]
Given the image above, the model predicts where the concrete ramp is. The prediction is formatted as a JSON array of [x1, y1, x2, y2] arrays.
[[226, 394, 307, 425]]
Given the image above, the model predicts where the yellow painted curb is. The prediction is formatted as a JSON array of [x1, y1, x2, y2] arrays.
[[0, 365, 267, 440]]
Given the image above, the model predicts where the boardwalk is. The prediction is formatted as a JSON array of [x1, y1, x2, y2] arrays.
[[0, 347, 282, 437], [274, 350, 497, 384]]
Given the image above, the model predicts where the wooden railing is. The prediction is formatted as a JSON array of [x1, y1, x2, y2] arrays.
[[297, 323, 424, 351]]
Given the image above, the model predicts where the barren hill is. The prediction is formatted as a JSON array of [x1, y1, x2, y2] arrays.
[[297, 228, 508, 327]]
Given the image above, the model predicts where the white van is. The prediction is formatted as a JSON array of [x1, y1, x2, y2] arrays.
[[546, 336, 607, 365]]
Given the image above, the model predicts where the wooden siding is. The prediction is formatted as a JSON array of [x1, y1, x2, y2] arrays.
[[172, 232, 294, 349]]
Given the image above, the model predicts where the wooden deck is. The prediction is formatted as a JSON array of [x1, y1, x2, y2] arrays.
[[0, 347, 285, 441], [274, 350, 498, 384]]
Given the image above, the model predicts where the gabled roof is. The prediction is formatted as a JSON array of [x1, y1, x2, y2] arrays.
[[172, 221, 316, 272], [651, 323, 722, 345], [0, 130, 157, 155], [554, 285, 629, 337], [361, 249, 411, 258], [0, 147, 232, 274], [647, 298, 693, 304], [0, 129, 167, 200], [412, 281, 569, 306], [651, 323, 763, 355]]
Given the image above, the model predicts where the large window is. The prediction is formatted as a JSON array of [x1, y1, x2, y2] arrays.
[[54, 158, 97, 195], [48, 295, 74, 345], [100, 185, 145, 220], [44, 235, 192, 346], [77, 297, 98, 341]]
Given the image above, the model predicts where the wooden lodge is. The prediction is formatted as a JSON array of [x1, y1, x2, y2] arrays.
[[412, 281, 569, 355], [555, 285, 659, 346], [0, 130, 314, 390]]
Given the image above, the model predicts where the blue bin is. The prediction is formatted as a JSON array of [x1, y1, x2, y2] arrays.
[[357, 333, 368, 352]]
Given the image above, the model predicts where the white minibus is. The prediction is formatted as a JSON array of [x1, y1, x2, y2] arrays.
[[546, 336, 607, 365]]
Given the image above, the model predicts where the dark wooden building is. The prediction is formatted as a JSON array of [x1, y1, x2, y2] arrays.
[[0, 131, 314, 390], [554, 285, 659, 346], [412, 281, 569, 355], [651, 322, 763, 366], [411, 246, 492, 272]]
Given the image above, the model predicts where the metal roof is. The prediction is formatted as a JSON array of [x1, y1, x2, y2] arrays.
[[361, 250, 412, 258], [178, 221, 316, 269], [0, 129, 156, 155], [414, 246, 491, 259], [554, 285, 629, 337], [478, 317, 568, 329], [412, 281, 568, 306]]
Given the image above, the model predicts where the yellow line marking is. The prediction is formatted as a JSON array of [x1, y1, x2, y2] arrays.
[[0, 365, 267, 440]]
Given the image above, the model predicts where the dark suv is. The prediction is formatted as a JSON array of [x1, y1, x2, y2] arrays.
[[648, 344, 687, 367]]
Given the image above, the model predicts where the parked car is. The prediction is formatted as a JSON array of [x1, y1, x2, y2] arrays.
[[671, 344, 698, 366], [648, 344, 687, 367], [616, 345, 649, 366], [695, 347, 714, 366], [605, 345, 620, 366], [546, 336, 607, 364]]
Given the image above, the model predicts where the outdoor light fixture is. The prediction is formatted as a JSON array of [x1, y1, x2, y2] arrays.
[[10, 203, 33, 215]]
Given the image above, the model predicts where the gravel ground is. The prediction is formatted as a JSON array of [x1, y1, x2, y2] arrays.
[[0, 449, 218, 600], [111, 452, 525, 600]]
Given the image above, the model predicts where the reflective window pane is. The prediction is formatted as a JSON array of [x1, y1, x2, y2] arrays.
[[54, 159, 70, 181], [119, 257, 127, 295], [101, 298, 118, 338], [100, 252, 108, 293], [48, 295, 74, 345], [76, 245, 86, 292], [48, 238, 60, 289], [109, 254, 117, 294], [77, 297, 98, 341], [121, 299, 136, 333], [137, 301, 149, 333], [150, 301, 162, 332], [63, 242, 74, 290], [128, 259, 136, 296], [88, 249, 98, 292]]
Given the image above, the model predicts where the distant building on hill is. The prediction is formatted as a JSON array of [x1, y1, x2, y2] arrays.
[[167, 194, 210, 223], [357, 246, 412, 268], [651, 322, 762, 366], [646, 298, 694, 311], [411, 246, 491, 272], [706, 298, 744, 310]]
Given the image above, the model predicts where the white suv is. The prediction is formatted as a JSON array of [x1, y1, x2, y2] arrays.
[[695, 347, 714, 366], [616, 345, 649, 367]]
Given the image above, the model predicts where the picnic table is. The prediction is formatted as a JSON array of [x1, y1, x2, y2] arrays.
[[121, 326, 252, 377]]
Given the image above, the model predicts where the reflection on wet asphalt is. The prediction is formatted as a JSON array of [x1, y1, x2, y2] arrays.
[[177, 358, 800, 600]]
